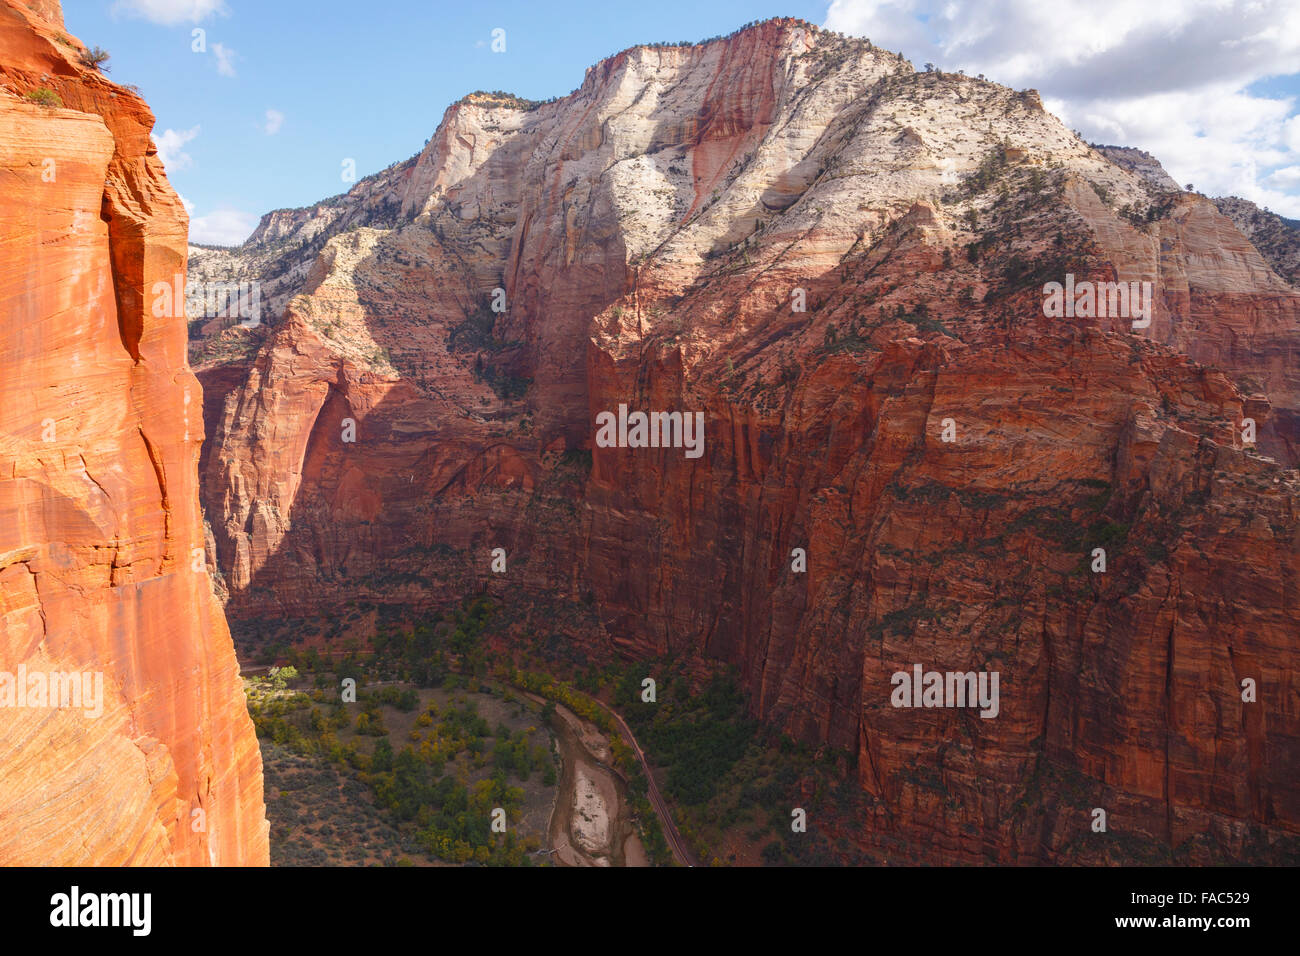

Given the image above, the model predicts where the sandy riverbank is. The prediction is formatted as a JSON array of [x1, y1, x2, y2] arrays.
[[544, 702, 647, 867]]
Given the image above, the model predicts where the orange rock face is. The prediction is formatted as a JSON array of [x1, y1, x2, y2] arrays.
[[192, 20, 1299, 862], [0, 1, 268, 865]]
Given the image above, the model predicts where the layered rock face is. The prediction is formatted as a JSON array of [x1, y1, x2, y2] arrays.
[[194, 20, 1300, 863], [0, 1, 268, 865], [1212, 195, 1300, 290]]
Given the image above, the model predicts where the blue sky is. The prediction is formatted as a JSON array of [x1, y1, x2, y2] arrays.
[[64, 1, 1300, 243]]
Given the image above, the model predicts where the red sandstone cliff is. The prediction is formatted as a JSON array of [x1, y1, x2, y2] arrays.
[[191, 20, 1299, 863], [0, 0, 268, 865]]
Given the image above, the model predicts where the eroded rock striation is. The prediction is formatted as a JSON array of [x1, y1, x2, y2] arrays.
[[1212, 195, 1300, 290], [0, 0, 268, 865], [193, 20, 1300, 863]]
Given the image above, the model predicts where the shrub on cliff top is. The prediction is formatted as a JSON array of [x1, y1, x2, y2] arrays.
[[456, 89, 537, 110], [81, 46, 111, 72]]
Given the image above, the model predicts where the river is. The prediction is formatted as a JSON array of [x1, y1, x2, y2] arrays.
[[536, 699, 648, 867]]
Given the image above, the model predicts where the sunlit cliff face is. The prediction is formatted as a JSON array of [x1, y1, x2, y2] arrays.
[[0, 0, 268, 866]]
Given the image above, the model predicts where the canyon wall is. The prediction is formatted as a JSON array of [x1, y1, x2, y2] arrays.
[[0, 0, 268, 865], [1212, 194, 1300, 289], [192, 20, 1300, 863]]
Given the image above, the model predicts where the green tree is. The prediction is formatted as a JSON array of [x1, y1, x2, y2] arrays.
[[268, 665, 299, 690], [372, 738, 394, 773]]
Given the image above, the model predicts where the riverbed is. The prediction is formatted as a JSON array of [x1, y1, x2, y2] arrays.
[[542, 701, 647, 867]]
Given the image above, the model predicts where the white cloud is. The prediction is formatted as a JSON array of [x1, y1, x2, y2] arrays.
[[180, 194, 256, 247], [1266, 165, 1300, 191], [824, 0, 1300, 216], [212, 42, 237, 77], [189, 207, 257, 246], [110, 0, 228, 25], [152, 125, 200, 172], [263, 109, 284, 135], [1284, 115, 1300, 153]]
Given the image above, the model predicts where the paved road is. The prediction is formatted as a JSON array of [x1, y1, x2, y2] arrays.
[[588, 699, 697, 868]]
